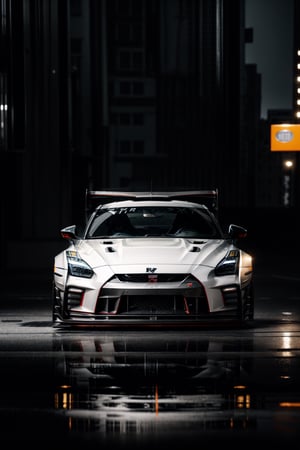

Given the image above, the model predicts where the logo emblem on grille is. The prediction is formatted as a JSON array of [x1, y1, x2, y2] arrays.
[[146, 267, 157, 273]]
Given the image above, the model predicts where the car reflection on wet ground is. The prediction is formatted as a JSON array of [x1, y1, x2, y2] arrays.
[[1, 325, 300, 448], [2, 226, 300, 447]]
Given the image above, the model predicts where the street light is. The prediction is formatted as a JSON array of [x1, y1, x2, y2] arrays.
[[284, 159, 294, 169]]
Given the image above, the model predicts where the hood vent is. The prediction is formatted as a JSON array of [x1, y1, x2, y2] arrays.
[[105, 246, 116, 253]]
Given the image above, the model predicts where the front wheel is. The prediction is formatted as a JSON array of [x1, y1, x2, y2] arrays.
[[52, 282, 64, 326], [238, 282, 254, 324]]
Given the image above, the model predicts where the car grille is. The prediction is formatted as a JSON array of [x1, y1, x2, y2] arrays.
[[95, 295, 209, 316], [117, 274, 186, 283], [95, 273, 209, 317]]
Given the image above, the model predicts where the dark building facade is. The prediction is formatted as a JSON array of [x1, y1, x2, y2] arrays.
[[0, 0, 287, 273]]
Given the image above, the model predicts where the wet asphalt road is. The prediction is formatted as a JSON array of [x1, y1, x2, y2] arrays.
[[1, 246, 300, 448]]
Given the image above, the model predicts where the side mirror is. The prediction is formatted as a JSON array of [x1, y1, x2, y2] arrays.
[[228, 224, 247, 240], [60, 225, 77, 241]]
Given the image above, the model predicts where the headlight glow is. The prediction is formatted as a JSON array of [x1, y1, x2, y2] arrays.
[[215, 249, 240, 276], [66, 251, 94, 278]]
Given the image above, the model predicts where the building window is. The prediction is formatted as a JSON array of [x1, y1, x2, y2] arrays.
[[115, 23, 143, 44], [119, 51, 131, 70], [119, 140, 131, 154], [132, 24, 143, 43], [113, 0, 143, 17], [117, 139, 145, 155], [119, 81, 131, 95], [110, 112, 118, 124], [117, 49, 145, 71], [132, 51, 143, 69], [133, 140, 144, 154], [132, 81, 144, 95], [119, 113, 131, 124], [116, 23, 131, 42], [110, 112, 144, 125], [133, 113, 144, 125], [119, 81, 144, 96]]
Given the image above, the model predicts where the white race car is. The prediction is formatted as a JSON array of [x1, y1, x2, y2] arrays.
[[53, 190, 254, 327]]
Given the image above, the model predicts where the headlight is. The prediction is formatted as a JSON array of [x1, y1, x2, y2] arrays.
[[215, 249, 240, 276], [66, 251, 94, 278]]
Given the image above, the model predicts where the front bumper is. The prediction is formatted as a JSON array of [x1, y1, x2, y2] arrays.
[[53, 271, 249, 326]]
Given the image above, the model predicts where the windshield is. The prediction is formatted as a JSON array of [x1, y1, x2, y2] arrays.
[[86, 206, 223, 239]]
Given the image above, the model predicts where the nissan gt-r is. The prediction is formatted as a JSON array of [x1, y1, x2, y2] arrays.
[[52, 190, 254, 327]]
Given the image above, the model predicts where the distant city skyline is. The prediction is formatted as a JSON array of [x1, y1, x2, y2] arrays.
[[245, 0, 294, 118]]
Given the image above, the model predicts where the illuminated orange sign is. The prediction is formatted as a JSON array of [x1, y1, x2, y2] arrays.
[[271, 124, 300, 151]]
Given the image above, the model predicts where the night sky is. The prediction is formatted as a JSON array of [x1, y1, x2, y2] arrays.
[[245, 0, 294, 118]]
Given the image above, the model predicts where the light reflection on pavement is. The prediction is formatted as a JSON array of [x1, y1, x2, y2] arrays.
[[1, 327, 300, 448]]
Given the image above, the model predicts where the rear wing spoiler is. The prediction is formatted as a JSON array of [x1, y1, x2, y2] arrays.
[[85, 189, 219, 220]]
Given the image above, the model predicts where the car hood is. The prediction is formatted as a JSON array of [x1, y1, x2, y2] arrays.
[[76, 237, 229, 269]]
